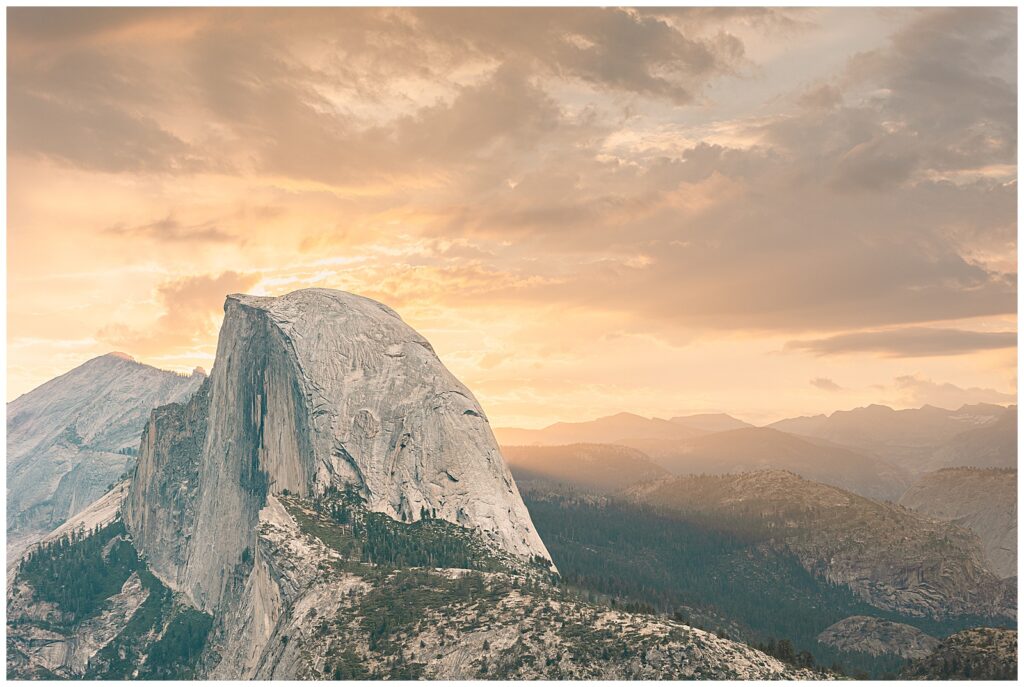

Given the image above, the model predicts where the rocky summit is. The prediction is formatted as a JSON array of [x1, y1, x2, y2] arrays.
[[126, 289, 551, 612], [6, 353, 204, 560]]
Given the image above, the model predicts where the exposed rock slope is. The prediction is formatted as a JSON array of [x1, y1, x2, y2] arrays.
[[816, 616, 939, 659], [201, 492, 819, 680], [901, 627, 1017, 680], [629, 471, 1015, 620], [899, 468, 1016, 578], [8, 493, 819, 680], [126, 288, 550, 612], [6, 353, 203, 559]]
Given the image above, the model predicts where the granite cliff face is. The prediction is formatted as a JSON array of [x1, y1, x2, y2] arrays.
[[126, 289, 550, 611], [899, 468, 1017, 579], [6, 353, 204, 560]]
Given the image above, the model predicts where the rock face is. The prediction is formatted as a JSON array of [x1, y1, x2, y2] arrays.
[[126, 289, 550, 611], [901, 627, 1018, 680], [900, 468, 1017, 578], [816, 616, 939, 660], [6, 353, 204, 560], [629, 471, 1015, 621]]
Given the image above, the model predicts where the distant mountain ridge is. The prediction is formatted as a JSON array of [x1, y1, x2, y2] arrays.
[[497, 402, 1016, 500], [670, 413, 754, 432], [770, 403, 1015, 474], [634, 427, 910, 502], [503, 443, 669, 494], [494, 412, 705, 446], [628, 470, 1015, 621]]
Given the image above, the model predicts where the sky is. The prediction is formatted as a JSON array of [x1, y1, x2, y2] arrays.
[[6, 7, 1018, 427]]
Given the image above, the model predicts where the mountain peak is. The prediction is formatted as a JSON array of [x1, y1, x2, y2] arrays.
[[127, 288, 550, 610]]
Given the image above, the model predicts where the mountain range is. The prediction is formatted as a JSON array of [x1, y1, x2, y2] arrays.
[[770, 403, 1015, 475]]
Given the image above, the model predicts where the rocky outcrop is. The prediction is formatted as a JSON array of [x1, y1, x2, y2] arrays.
[[629, 471, 1015, 620], [6, 353, 204, 560], [126, 289, 550, 611], [123, 381, 210, 589], [901, 627, 1018, 680], [7, 570, 151, 678], [202, 493, 820, 680], [816, 616, 939, 659], [900, 468, 1016, 578]]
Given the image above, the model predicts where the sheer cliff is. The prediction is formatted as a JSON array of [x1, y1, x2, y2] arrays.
[[125, 289, 551, 611]]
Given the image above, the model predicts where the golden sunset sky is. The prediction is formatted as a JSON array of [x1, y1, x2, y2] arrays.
[[7, 7, 1017, 427]]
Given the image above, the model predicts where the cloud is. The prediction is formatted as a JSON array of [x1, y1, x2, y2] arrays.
[[8, 91, 203, 173], [787, 327, 1017, 358], [98, 271, 259, 355], [893, 374, 1015, 409], [6, 7, 1018, 415], [106, 215, 234, 243], [9, 9, 1016, 337], [810, 377, 843, 392]]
